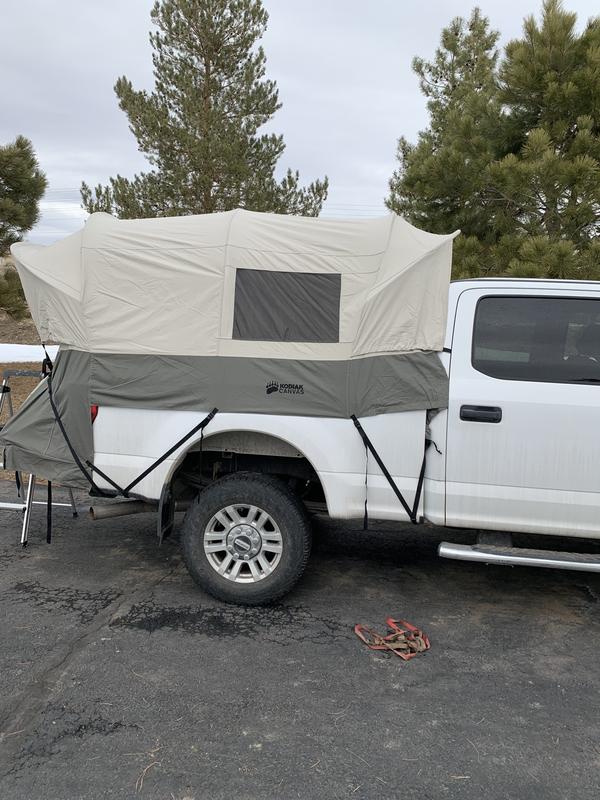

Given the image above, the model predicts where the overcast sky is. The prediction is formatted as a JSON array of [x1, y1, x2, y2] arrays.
[[2, 0, 598, 243]]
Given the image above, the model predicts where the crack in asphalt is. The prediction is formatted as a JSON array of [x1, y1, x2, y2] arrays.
[[0, 569, 175, 777], [3, 701, 138, 778], [5, 580, 122, 624]]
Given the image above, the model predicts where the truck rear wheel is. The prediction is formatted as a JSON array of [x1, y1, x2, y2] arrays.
[[181, 472, 312, 605]]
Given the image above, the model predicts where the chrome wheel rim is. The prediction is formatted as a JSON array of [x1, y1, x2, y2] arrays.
[[203, 503, 283, 583]]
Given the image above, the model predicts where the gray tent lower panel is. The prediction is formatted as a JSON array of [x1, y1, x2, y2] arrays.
[[0, 352, 92, 488], [88, 350, 448, 416], [0, 347, 448, 487], [2, 442, 86, 487]]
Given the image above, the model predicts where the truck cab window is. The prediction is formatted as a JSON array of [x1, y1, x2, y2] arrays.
[[472, 295, 600, 383]]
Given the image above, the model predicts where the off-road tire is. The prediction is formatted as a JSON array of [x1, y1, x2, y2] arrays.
[[181, 472, 312, 605]]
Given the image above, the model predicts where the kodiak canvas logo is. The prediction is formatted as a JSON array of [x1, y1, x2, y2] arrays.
[[265, 380, 304, 396]]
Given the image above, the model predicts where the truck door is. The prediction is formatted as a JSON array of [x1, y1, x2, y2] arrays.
[[446, 287, 600, 537]]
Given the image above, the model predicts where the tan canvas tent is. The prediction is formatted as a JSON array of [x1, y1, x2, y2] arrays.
[[1, 209, 457, 487]]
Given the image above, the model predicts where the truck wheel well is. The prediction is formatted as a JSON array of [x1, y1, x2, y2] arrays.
[[170, 430, 327, 509]]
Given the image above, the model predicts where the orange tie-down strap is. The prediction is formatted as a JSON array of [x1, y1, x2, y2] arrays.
[[354, 618, 430, 661]]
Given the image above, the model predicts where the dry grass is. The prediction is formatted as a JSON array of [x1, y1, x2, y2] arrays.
[[0, 362, 40, 421], [0, 310, 40, 345]]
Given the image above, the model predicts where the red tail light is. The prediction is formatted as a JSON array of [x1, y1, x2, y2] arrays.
[[90, 404, 99, 424]]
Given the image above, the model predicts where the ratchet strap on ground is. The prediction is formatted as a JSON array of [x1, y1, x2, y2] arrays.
[[354, 618, 430, 661], [351, 414, 428, 525]]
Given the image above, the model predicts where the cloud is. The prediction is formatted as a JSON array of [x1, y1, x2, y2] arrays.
[[2, 0, 598, 243]]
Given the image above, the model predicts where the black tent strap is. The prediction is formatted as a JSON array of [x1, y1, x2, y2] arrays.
[[123, 407, 218, 494], [46, 482, 52, 544], [41, 342, 54, 374], [85, 461, 125, 495], [47, 369, 103, 494], [362, 440, 369, 531], [86, 407, 219, 497], [350, 414, 428, 525], [45, 360, 218, 498]]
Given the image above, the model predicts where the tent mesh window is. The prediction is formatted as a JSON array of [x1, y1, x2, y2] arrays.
[[232, 269, 341, 343]]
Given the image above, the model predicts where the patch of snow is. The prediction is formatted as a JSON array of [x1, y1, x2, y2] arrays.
[[0, 343, 59, 363]]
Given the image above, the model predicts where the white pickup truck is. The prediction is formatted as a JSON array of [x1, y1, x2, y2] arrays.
[[88, 277, 600, 604]]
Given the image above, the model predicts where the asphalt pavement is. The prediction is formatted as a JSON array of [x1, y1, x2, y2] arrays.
[[0, 479, 599, 799]]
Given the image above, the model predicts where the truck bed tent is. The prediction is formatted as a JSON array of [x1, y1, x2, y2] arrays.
[[1, 209, 458, 487]]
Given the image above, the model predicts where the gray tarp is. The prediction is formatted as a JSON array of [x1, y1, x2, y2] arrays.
[[88, 351, 448, 416]]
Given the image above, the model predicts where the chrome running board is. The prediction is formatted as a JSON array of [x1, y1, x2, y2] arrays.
[[438, 541, 600, 573]]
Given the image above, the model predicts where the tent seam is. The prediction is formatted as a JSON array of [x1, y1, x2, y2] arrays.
[[217, 209, 240, 355]]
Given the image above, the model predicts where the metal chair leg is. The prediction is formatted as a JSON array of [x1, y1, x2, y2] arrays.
[[0, 378, 8, 419], [20, 475, 36, 547], [68, 488, 78, 517]]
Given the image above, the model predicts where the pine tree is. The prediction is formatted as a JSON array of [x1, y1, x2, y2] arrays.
[[0, 136, 46, 317], [386, 9, 501, 245], [81, 0, 328, 218], [0, 135, 47, 255], [386, 1, 600, 280], [491, 0, 600, 278]]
